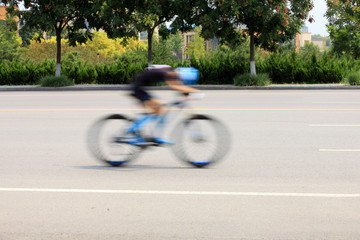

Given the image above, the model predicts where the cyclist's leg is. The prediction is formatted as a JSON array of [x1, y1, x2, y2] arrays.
[[130, 86, 173, 144], [143, 98, 162, 115], [129, 88, 158, 134], [140, 99, 173, 144]]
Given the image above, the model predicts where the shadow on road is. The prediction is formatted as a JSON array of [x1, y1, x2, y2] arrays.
[[73, 164, 192, 172]]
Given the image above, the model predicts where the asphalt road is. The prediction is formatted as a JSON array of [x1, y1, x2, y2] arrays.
[[1, 90, 360, 240]]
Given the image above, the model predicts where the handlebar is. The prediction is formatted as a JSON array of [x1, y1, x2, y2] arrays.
[[165, 92, 205, 109]]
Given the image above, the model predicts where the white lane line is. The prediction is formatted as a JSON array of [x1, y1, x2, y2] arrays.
[[310, 124, 360, 127], [319, 149, 360, 152], [0, 188, 359, 198]]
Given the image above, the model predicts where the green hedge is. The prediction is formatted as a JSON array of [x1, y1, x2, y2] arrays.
[[1, 51, 360, 85], [260, 51, 349, 84], [0, 59, 147, 85], [347, 71, 360, 85], [0, 59, 55, 85]]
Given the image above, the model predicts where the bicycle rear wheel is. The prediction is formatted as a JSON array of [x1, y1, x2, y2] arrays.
[[87, 114, 142, 167], [170, 114, 231, 168]]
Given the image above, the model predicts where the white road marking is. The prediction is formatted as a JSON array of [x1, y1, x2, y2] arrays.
[[310, 124, 360, 127], [319, 149, 360, 152], [2, 108, 360, 112], [0, 188, 359, 198]]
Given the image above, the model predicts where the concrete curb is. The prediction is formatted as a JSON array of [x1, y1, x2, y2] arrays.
[[0, 84, 360, 91]]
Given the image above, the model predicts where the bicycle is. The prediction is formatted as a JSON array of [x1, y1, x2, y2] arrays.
[[87, 93, 231, 168]]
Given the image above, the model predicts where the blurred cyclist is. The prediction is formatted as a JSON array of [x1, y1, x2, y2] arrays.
[[128, 65, 202, 144], [131, 65, 200, 115]]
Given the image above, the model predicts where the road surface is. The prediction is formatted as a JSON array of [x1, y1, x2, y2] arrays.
[[0, 90, 359, 239]]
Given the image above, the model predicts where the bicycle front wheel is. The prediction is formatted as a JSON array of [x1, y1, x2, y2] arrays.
[[170, 114, 231, 168], [87, 114, 142, 167]]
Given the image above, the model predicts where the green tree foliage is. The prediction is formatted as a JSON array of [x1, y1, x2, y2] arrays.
[[18, 26, 38, 46], [21, 32, 146, 65], [326, 0, 360, 59], [185, 26, 207, 59], [1, 43, 359, 86], [0, 20, 22, 63], [154, 30, 184, 62], [153, 37, 180, 64], [192, 0, 314, 75], [299, 42, 321, 60], [101, 0, 195, 67], [168, 31, 184, 54], [114, 33, 183, 65], [1, 0, 102, 76]]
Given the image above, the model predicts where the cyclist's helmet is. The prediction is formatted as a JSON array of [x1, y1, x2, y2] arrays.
[[175, 67, 199, 85]]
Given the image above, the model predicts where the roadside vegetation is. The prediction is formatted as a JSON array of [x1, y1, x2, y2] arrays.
[[0, 26, 359, 86], [1, 0, 360, 86], [0, 30, 358, 86], [39, 75, 74, 87]]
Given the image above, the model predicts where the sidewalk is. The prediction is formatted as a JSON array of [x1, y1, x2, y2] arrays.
[[0, 84, 360, 91]]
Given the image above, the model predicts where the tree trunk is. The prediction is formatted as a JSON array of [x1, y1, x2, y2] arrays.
[[249, 33, 256, 75], [147, 27, 154, 68], [55, 27, 62, 77]]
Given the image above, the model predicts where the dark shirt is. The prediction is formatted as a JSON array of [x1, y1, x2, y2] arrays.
[[133, 70, 167, 87], [131, 70, 168, 101]]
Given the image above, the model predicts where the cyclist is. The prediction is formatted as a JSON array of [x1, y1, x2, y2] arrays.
[[128, 65, 201, 144]]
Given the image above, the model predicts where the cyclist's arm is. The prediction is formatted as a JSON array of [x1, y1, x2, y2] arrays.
[[165, 80, 199, 93], [164, 71, 199, 93]]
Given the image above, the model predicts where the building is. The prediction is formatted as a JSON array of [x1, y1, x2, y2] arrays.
[[312, 37, 326, 52], [0, 4, 20, 28], [0, 4, 8, 21], [294, 26, 312, 52], [294, 25, 327, 52], [299, 32, 312, 48]]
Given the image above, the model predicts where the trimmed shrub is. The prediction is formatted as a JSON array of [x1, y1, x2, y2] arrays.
[[39, 75, 74, 87], [261, 50, 348, 84], [234, 73, 271, 86], [4, 41, 360, 86], [347, 72, 360, 85]]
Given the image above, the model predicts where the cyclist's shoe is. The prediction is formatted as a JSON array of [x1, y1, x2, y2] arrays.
[[150, 137, 174, 145], [114, 135, 150, 146], [115, 135, 173, 146]]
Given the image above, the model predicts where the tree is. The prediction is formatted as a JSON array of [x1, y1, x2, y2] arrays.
[[299, 42, 321, 60], [0, 19, 22, 63], [193, 0, 313, 75], [102, 0, 195, 67], [1, 0, 102, 76], [152, 32, 184, 63], [18, 26, 37, 45], [326, 0, 360, 59], [168, 31, 184, 54], [84, 31, 124, 58], [185, 26, 206, 59]]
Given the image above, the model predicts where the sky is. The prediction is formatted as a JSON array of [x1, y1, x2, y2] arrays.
[[307, 0, 329, 36]]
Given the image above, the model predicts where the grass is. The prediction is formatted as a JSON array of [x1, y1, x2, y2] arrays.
[[39, 75, 74, 87], [234, 73, 271, 86], [346, 72, 360, 85]]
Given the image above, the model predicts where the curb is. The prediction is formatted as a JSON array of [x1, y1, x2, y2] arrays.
[[0, 84, 360, 91]]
